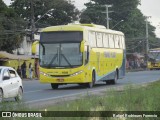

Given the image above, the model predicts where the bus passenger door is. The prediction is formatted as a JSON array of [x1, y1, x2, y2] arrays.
[[84, 45, 89, 65]]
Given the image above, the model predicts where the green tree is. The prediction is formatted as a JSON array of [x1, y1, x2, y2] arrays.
[[80, 0, 158, 53], [11, 0, 79, 28], [0, 0, 25, 53]]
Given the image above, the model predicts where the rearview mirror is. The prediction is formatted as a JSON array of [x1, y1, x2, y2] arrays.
[[32, 41, 39, 55]]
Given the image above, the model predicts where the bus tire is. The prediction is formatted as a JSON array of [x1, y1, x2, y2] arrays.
[[106, 80, 112, 85], [87, 71, 95, 88], [51, 83, 59, 89], [111, 71, 118, 84]]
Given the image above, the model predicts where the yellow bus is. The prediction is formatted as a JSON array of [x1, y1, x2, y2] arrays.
[[148, 48, 160, 70], [39, 24, 126, 89]]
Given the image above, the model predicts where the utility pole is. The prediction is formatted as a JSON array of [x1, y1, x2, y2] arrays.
[[101, 5, 112, 29], [145, 19, 149, 53], [145, 16, 151, 66], [31, 0, 35, 41]]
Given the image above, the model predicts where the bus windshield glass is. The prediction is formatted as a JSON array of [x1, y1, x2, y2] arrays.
[[40, 31, 83, 68], [39, 43, 83, 68], [40, 43, 82, 68]]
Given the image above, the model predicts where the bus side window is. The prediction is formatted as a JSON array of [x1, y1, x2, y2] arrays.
[[121, 36, 125, 49], [109, 34, 115, 48], [103, 33, 109, 48], [89, 31, 96, 48], [85, 45, 89, 65], [96, 32, 103, 47], [119, 36, 123, 49], [114, 35, 120, 48]]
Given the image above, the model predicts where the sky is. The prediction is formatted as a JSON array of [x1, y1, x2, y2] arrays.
[[2, 0, 160, 38], [138, 0, 160, 38]]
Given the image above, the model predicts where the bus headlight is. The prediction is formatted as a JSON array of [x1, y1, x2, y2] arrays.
[[40, 71, 50, 77], [71, 71, 83, 76]]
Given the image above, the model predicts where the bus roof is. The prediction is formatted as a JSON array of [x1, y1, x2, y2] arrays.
[[149, 48, 160, 51], [42, 24, 124, 35]]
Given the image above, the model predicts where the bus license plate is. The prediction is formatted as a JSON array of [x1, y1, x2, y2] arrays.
[[57, 78, 64, 82]]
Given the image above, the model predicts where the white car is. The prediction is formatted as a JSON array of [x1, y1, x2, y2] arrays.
[[0, 66, 23, 102]]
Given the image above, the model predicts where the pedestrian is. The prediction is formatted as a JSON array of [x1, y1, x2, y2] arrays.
[[17, 66, 22, 77], [35, 59, 39, 79], [29, 63, 33, 79], [21, 61, 27, 78]]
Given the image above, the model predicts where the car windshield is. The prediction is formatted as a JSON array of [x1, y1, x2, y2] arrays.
[[39, 43, 82, 68]]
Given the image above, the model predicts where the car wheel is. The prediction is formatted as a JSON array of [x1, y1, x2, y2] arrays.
[[0, 89, 3, 102], [51, 83, 59, 89], [15, 87, 23, 102]]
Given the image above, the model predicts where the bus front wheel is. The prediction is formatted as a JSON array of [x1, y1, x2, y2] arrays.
[[87, 72, 95, 88], [51, 83, 59, 89]]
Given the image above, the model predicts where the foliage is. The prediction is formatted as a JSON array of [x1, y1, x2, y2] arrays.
[[80, 0, 158, 53], [10, 0, 80, 28], [0, 0, 25, 53]]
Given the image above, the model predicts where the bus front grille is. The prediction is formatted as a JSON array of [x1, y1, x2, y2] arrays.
[[50, 75, 70, 77]]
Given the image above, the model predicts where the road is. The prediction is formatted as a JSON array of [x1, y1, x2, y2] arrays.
[[21, 70, 160, 107]]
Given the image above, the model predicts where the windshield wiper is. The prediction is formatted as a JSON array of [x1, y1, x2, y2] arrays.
[[61, 54, 73, 68], [48, 54, 58, 68]]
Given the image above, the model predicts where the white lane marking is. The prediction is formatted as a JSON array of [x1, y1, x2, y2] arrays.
[[24, 90, 44, 93], [25, 92, 85, 104], [25, 86, 116, 104]]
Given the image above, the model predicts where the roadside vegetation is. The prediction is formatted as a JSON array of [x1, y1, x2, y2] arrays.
[[46, 80, 160, 111], [43, 81, 160, 120], [0, 80, 160, 120]]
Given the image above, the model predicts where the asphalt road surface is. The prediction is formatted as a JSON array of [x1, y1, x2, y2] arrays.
[[21, 70, 160, 107]]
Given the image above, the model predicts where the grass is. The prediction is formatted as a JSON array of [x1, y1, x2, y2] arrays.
[[0, 80, 160, 120], [45, 81, 160, 112], [42, 80, 160, 120]]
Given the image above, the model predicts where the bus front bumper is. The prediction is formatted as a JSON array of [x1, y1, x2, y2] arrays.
[[39, 71, 90, 84]]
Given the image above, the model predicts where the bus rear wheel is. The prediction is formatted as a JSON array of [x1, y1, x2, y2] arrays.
[[51, 83, 59, 89], [106, 80, 112, 85], [111, 71, 118, 84]]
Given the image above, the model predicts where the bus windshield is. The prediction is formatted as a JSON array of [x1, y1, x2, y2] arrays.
[[39, 43, 83, 68], [148, 51, 160, 62]]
